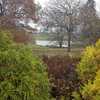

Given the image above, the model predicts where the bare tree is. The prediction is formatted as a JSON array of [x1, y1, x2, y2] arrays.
[[0, 0, 36, 27], [0, 0, 36, 44], [48, 27, 66, 48], [79, 0, 100, 45], [41, 0, 80, 51]]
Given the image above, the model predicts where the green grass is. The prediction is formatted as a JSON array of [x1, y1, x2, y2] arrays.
[[32, 33, 84, 57], [33, 33, 49, 40], [32, 45, 84, 57]]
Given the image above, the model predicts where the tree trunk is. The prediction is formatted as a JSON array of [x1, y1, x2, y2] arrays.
[[56, 96, 61, 100], [67, 32, 71, 52], [59, 42, 63, 48]]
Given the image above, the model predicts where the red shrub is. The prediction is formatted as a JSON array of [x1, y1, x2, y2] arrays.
[[42, 55, 80, 99]]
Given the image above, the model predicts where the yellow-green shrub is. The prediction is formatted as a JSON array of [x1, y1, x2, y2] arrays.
[[0, 30, 50, 100], [0, 30, 13, 50], [81, 70, 100, 100], [76, 39, 100, 100], [77, 40, 100, 82]]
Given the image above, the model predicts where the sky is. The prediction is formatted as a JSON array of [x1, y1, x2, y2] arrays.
[[96, 0, 100, 11], [36, 0, 49, 5], [36, 0, 100, 11]]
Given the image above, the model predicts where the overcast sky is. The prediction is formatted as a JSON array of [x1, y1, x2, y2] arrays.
[[96, 0, 100, 11], [36, 0, 100, 11]]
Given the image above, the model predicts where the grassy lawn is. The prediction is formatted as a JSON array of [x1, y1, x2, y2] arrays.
[[32, 45, 84, 57], [33, 33, 49, 40], [32, 34, 84, 57]]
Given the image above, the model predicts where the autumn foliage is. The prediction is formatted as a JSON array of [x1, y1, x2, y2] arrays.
[[75, 39, 100, 100], [42, 56, 80, 99]]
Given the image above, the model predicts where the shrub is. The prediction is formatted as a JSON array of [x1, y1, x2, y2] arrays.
[[0, 30, 13, 50], [42, 56, 80, 100], [0, 27, 34, 44], [0, 31, 50, 100], [81, 70, 100, 100], [75, 39, 100, 100], [77, 40, 100, 83]]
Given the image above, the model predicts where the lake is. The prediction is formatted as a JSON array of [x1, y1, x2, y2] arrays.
[[36, 40, 70, 47]]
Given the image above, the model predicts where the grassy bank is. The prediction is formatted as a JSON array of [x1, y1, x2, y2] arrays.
[[33, 33, 49, 40], [32, 45, 83, 57], [33, 33, 84, 57]]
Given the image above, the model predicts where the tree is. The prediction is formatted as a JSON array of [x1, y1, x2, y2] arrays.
[[41, 0, 80, 51], [79, 0, 100, 45], [48, 27, 67, 48], [0, 0, 36, 27], [0, 0, 36, 44]]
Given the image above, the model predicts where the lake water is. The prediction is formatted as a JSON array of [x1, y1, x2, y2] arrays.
[[36, 40, 69, 47]]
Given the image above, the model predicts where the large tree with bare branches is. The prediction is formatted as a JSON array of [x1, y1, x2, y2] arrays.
[[0, 0, 36, 27], [79, 0, 100, 45], [41, 0, 80, 51]]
